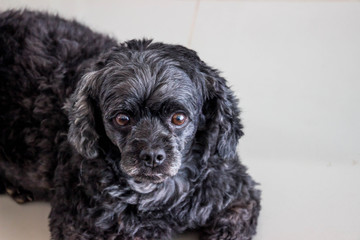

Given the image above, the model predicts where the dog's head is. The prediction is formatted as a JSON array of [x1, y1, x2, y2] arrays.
[[66, 40, 243, 183]]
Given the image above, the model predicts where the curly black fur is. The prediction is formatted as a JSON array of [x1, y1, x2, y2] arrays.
[[0, 10, 261, 240]]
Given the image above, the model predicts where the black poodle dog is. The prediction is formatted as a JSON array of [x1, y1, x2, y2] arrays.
[[0, 10, 261, 240]]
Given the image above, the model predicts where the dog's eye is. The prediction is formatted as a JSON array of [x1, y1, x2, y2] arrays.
[[171, 113, 187, 126], [114, 113, 130, 126]]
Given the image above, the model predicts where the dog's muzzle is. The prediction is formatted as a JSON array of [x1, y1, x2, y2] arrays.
[[120, 118, 181, 183]]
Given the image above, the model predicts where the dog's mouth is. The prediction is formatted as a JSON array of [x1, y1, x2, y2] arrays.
[[134, 172, 168, 184], [120, 157, 181, 184], [125, 168, 173, 184]]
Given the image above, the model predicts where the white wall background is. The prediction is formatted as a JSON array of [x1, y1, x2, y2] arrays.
[[0, 1, 359, 240]]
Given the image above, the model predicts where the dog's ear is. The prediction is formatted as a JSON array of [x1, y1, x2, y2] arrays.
[[200, 65, 244, 160], [65, 71, 101, 159], [150, 42, 244, 159]]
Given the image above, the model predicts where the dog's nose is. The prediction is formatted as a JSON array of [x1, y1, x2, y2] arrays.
[[140, 148, 166, 168]]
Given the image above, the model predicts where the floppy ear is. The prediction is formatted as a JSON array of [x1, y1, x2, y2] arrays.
[[148, 41, 244, 160], [200, 65, 244, 160], [65, 71, 101, 159]]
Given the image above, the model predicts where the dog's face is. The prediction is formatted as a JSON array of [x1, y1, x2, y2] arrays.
[[99, 62, 200, 183], [67, 40, 243, 184]]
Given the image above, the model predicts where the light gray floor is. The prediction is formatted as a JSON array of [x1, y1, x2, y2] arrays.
[[1, 1, 360, 240]]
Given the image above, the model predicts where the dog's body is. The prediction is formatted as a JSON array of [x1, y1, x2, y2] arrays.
[[0, 10, 260, 240]]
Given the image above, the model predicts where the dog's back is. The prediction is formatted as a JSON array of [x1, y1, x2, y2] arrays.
[[0, 10, 116, 201]]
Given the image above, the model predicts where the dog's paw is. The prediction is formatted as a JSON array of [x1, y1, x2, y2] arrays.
[[5, 185, 34, 204]]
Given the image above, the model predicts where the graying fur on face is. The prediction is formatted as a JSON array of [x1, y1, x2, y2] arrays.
[[72, 49, 200, 183]]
